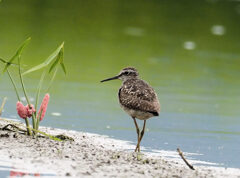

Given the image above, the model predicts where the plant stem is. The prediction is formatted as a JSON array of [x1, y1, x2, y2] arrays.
[[18, 57, 31, 105], [0, 97, 7, 117], [35, 69, 47, 112], [36, 109, 43, 130], [32, 113, 37, 134], [47, 66, 58, 92], [36, 117, 40, 130], [18, 57, 34, 135], [32, 68, 47, 133], [24, 118, 32, 136], [7, 69, 21, 101]]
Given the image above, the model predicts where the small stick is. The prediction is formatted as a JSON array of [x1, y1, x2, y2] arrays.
[[1, 124, 26, 133], [0, 97, 7, 117], [177, 148, 195, 170]]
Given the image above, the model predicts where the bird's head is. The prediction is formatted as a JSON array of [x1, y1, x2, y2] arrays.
[[101, 67, 139, 83]]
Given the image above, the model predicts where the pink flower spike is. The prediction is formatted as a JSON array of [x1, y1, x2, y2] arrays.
[[26, 104, 36, 118], [37, 94, 50, 121], [16, 101, 28, 119]]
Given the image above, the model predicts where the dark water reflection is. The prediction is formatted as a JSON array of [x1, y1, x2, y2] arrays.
[[0, 0, 240, 169]]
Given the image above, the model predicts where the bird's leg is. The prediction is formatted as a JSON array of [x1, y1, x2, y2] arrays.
[[132, 117, 140, 152], [135, 120, 146, 152]]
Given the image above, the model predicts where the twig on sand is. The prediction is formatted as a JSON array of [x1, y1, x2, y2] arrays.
[[0, 120, 74, 141], [177, 148, 195, 170], [0, 97, 7, 117], [1, 124, 27, 133]]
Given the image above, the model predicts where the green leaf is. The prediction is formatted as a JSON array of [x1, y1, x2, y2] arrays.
[[23, 42, 64, 75], [59, 47, 67, 75], [44, 42, 64, 66], [48, 54, 59, 73], [2, 37, 31, 73], [22, 63, 47, 75], [59, 46, 64, 62], [0, 58, 19, 67], [0, 58, 7, 64], [60, 62, 67, 75], [47, 66, 58, 92]]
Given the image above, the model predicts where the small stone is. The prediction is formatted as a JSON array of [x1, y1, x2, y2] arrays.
[[13, 133, 18, 138], [65, 172, 71, 176], [0, 133, 9, 138]]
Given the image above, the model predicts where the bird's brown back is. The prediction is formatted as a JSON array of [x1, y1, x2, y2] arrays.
[[118, 79, 160, 115]]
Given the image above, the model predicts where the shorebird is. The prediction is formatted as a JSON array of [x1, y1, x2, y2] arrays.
[[101, 67, 160, 152]]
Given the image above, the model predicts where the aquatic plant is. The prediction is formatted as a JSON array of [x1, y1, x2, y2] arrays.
[[0, 38, 66, 136], [26, 104, 36, 118], [36, 93, 50, 129], [16, 101, 28, 119], [16, 101, 31, 135]]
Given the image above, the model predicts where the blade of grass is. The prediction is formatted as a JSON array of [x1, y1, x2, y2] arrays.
[[3, 37, 31, 73], [31, 128, 62, 141], [22, 42, 64, 75]]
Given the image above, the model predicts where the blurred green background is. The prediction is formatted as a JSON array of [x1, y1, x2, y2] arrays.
[[0, 0, 240, 168]]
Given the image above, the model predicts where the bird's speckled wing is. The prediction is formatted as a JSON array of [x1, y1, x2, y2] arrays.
[[118, 79, 160, 114]]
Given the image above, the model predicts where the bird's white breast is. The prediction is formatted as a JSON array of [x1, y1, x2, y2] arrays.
[[120, 103, 154, 120]]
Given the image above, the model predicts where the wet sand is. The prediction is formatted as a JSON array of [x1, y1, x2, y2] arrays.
[[0, 118, 240, 177]]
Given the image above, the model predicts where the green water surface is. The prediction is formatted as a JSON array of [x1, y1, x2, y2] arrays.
[[0, 0, 240, 168]]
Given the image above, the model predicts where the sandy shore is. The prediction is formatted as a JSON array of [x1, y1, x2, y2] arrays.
[[0, 118, 240, 178]]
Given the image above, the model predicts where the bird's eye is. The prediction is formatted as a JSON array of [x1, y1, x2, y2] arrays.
[[124, 71, 129, 75]]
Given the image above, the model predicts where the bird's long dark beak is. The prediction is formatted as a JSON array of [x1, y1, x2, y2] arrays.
[[100, 75, 119, 82]]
